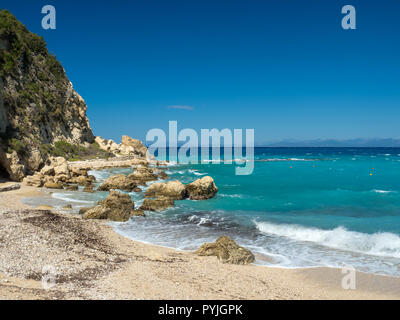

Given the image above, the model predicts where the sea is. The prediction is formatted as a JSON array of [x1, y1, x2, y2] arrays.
[[23, 147, 400, 277]]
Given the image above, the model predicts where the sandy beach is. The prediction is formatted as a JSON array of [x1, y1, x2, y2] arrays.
[[0, 183, 399, 300]]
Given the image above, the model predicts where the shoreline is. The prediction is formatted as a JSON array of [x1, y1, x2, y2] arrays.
[[0, 183, 399, 300]]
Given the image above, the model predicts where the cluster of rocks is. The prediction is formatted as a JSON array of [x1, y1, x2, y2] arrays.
[[81, 174, 218, 220], [97, 165, 168, 193], [20, 142, 219, 222], [95, 135, 149, 158], [98, 174, 141, 192], [139, 176, 218, 211], [82, 190, 144, 222], [195, 235, 255, 265], [22, 156, 96, 191]]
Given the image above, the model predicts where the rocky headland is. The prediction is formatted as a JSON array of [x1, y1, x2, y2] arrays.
[[0, 10, 96, 181], [0, 9, 238, 268]]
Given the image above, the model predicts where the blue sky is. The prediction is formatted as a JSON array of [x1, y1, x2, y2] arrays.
[[2, 0, 400, 144]]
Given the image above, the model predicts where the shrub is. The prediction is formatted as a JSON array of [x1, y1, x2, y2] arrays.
[[7, 137, 26, 156], [40, 140, 115, 161], [45, 54, 65, 80]]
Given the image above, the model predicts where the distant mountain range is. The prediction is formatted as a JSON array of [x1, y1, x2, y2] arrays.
[[257, 139, 400, 147]]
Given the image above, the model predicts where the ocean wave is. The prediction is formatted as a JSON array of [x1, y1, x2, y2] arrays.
[[373, 189, 397, 194], [219, 194, 243, 199], [335, 188, 398, 195], [88, 170, 110, 181], [256, 158, 320, 162], [188, 169, 207, 176], [161, 161, 178, 166], [255, 221, 400, 259], [201, 159, 223, 164]]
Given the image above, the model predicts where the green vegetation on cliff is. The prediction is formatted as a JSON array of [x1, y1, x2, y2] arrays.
[[0, 10, 95, 180], [0, 9, 63, 80], [40, 141, 114, 162]]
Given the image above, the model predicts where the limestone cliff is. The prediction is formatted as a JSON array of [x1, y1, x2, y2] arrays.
[[0, 10, 94, 180]]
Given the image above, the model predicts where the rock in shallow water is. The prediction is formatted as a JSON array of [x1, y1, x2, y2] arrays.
[[195, 235, 255, 265], [128, 165, 158, 183], [97, 174, 137, 192], [139, 197, 175, 211], [65, 184, 79, 191], [185, 176, 218, 200], [145, 180, 187, 200], [83, 186, 95, 193], [83, 190, 144, 222]]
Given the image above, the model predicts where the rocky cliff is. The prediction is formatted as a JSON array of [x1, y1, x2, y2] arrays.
[[0, 10, 94, 181]]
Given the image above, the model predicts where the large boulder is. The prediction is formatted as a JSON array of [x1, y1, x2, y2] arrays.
[[53, 174, 70, 184], [195, 235, 255, 265], [82, 206, 111, 220], [70, 175, 93, 187], [145, 180, 187, 200], [139, 197, 175, 211], [185, 176, 218, 200], [95, 136, 120, 153], [98, 174, 137, 192], [0, 151, 25, 181], [47, 157, 71, 177], [23, 172, 44, 187], [70, 167, 88, 177], [83, 190, 144, 222], [40, 165, 55, 176], [121, 135, 148, 157], [118, 144, 135, 155], [128, 165, 158, 183]]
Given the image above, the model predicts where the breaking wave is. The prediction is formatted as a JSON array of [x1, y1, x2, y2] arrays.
[[255, 221, 400, 259]]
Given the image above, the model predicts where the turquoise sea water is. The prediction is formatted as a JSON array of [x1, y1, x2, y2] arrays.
[[24, 148, 400, 276]]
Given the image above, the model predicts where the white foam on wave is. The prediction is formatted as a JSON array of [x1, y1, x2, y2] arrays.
[[88, 170, 109, 181], [188, 169, 207, 176], [255, 221, 400, 259], [163, 161, 178, 167], [373, 189, 396, 194], [219, 193, 243, 199], [258, 158, 318, 162], [201, 159, 222, 164], [197, 217, 212, 226]]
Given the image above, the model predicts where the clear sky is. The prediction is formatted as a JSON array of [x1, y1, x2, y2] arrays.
[[2, 0, 400, 144]]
